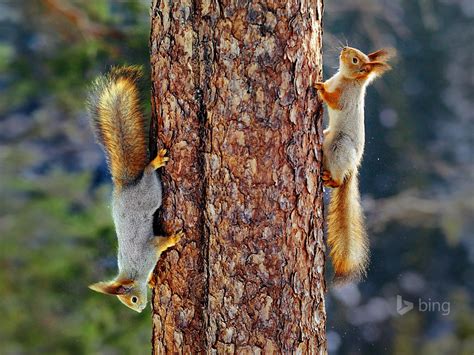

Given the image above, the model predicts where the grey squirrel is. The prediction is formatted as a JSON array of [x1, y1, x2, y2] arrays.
[[315, 46, 395, 283], [87, 66, 182, 312]]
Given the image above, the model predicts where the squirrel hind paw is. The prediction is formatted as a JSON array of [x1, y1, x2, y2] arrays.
[[322, 171, 342, 188], [148, 149, 169, 170]]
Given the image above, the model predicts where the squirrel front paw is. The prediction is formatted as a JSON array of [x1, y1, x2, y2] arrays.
[[315, 82, 325, 91], [148, 275, 157, 288]]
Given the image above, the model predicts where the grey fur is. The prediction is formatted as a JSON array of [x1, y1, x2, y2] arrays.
[[113, 167, 162, 284]]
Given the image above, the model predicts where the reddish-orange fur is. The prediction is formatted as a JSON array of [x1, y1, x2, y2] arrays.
[[327, 172, 369, 283], [317, 84, 342, 110], [88, 66, 148, 188], [368, 47, 397, 62], [89, 278, 134, 295]]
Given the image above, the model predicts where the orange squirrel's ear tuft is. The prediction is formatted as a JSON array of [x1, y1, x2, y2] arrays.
[[362, 61, 392, 77], [88, 279, 134, 295], [367, 47, 397, 62]]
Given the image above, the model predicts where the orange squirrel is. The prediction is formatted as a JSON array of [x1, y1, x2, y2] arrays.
[[316, 47, 395, 283]]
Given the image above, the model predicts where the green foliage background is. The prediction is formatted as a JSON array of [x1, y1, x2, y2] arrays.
[[0, 1, 153, 353], [0, 0, 472, 354]]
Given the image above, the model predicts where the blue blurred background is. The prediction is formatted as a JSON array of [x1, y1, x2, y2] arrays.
[[0, 1, 472, 354]]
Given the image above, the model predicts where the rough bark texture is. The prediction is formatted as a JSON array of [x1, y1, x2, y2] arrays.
[[149, 0, 326, 353]]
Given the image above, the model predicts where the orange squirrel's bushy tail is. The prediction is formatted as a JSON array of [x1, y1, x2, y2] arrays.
[[87, 66, 148, 188], [327, 172, 369, 284]]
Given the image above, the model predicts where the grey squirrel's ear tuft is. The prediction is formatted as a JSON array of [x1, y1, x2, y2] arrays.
[[88, 279, 134, 295]]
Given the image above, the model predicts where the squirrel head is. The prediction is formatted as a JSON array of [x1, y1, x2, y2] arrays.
[[339, 46, 395, 81], [89, 278, 148, 313]]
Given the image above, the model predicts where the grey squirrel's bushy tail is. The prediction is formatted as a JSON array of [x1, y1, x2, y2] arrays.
[[327, 172, 369, 284], [87, 66, 148, 188]]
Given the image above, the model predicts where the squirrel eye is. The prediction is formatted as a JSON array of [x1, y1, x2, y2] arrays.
[[131, 296, 138, 303], [352, 57, 358, 64]]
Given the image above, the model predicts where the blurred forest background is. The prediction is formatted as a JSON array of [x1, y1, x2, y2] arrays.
[[0, 0, 472, 354]]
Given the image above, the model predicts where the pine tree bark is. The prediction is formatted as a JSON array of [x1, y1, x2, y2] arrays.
[[149, 0, 326, 353]]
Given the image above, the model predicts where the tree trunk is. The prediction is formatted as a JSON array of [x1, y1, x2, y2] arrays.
[[149, 0, 326, 353]]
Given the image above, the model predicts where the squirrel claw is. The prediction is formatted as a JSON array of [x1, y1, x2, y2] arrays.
[[171, 230, 184, 244], [149, 149, 169, 170], [158, 148, 169, 162]]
